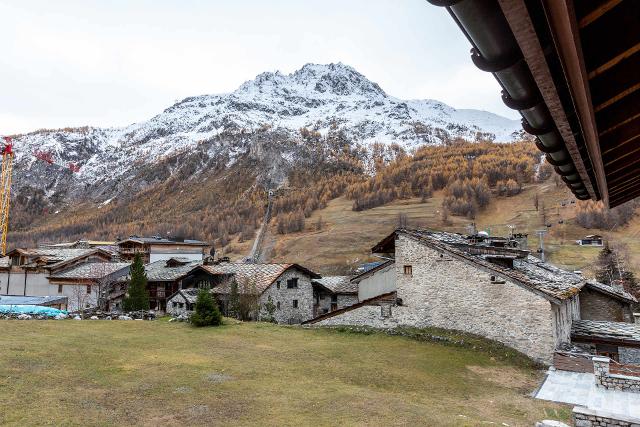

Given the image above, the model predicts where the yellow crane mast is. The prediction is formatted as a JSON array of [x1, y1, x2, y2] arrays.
[[0, 136, 14, 256]]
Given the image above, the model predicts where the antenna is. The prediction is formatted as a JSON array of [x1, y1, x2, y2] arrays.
[[536, 229, 548, 262]]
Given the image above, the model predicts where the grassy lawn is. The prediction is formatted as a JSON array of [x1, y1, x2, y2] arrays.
[[0, 320, 569, 426]]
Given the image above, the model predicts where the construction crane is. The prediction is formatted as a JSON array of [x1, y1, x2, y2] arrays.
[[0, 137, 14, 256], [0, 135, 82, 256]]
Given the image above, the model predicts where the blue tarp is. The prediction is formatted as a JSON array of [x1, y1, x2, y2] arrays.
[[0, 305, 67, 317]]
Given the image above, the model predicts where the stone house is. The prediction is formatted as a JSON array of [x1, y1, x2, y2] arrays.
[[305, 229, 637, 364], [578, 281, 636, 323], [0, 248, 116, 310], [201, 262, 320, 324], [311, 276, 358, 316], [106, 258, 218, 312], [47, 262, 131, 312], [571, 320, 640, 364], [166, 288, 204, 316]]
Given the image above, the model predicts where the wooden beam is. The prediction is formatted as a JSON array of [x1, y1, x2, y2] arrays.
[[602, 133, 640, 156], [608, 171, 640, 191], [599, 111, 640, 137], [497, 0, 597, 200], [610, 187, 640, 205], [578, 0, 622, 28], [588, 42, 640, 80], [605, 163, 640, 187], [542, 0, 609, 205], [594, 82, 640, 112]]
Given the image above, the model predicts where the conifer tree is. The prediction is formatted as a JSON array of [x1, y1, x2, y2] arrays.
[[190, 289, 222, 327], [123, 254, 150, 312]]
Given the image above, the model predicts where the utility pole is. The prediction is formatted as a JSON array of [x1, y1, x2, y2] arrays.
[[536, 229, 547, 262]]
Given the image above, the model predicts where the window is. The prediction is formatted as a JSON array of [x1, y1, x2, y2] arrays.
[[276, 281, 280, 289], [57, 284, 63, 294], [276, 301, 281, 310], [403, 265, 412, 276], [86, 285, 91, 294], [172, 302, 178, 308], [178, 302, 184, 308], [287, 278, 298, 289], [292, 299, 298, 309], [331, 295, 338, 303]]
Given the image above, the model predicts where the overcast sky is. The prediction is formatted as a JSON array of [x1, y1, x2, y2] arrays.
[[0, 0, 517, 135]]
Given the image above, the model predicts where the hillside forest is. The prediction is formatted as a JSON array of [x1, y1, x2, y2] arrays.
[[8, 135, 638, 257]]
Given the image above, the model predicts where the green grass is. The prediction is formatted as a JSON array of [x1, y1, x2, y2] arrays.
[[0, 320, 569, 426]]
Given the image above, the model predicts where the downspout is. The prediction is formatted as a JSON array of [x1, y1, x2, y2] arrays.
[[427, 0, 591, 200]]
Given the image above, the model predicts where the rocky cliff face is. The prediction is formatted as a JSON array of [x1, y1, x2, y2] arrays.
[[8, 63, 523, 206]]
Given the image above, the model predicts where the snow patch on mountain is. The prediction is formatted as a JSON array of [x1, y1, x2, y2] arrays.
[[10, 62, 522, 200]]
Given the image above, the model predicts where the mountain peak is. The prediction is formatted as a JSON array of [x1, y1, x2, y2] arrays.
[[234, 62, 386, 98]]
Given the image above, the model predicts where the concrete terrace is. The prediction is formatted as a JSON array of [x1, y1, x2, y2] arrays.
[[535, 369, 640, 419]]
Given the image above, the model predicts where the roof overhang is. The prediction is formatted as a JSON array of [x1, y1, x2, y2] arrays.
[[428, 0, 640, 207]]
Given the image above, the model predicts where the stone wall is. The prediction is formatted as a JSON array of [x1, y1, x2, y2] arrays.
[[573, 406, 640, 427], [580, 287, 634, 323], [337, 294, 358, 309], [395, 235, 557, 363], [316, 303, 397, 328], [593, 357, 640, 393], [166, 293, 189, 317], [259, 268, 314, 324], [620, 347, 640, 364], [319, 234, 560, 364]]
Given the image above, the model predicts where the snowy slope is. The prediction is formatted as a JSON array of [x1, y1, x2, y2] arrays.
[[10, 63, 522, 201]]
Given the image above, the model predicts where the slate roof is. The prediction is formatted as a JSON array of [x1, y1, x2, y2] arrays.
[[5, 248, 114, 271], [394, 229, 588, 302], [313, 276, 358, 294], [0, 295, 68, 306], [585, 281, 637, 303], [376, 229, 634, 304], [572, 320, 640, 346], [10, 248, 95, 262], [202, 262, 320, 294], [143, 259, 204, 282], [170, 288, 203, 304], [49, 262, 131, 280]]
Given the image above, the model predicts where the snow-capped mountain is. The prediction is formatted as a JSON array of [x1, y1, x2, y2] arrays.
[[10, 63, 522, 203]]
